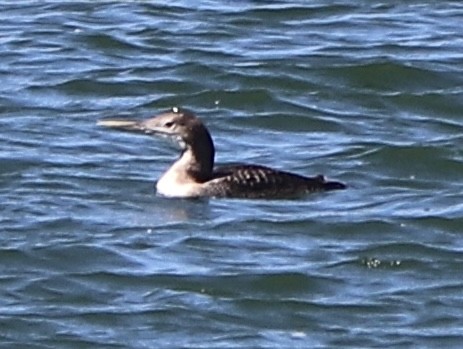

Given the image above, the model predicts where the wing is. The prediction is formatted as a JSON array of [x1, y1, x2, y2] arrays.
[[206, 164, 327, 199]]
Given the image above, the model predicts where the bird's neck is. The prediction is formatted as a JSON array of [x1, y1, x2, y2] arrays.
[[156, 127, 215, 199], [172, 129, 215, 182], [188, 127, 215, 181]]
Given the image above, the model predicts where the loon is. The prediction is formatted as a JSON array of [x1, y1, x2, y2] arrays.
[[98, 107, 346, 199]]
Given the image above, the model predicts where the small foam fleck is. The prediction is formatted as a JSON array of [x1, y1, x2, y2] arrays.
[[290, 331, 307, 339]]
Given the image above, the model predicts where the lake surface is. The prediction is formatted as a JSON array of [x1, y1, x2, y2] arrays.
[[1, 1, 463, 348]]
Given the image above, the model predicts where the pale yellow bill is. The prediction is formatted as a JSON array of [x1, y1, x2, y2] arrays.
[[97, 120, 138, 128]]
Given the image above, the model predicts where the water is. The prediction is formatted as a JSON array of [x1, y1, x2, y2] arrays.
[[1, 1, 463, 348]]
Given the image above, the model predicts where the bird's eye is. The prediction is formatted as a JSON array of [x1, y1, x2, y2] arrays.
[[164, 121, 174, 128]]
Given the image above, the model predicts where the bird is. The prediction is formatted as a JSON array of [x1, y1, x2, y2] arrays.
[[97, 107, 346, 199]]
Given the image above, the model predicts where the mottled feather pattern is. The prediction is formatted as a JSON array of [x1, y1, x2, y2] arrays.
[[206, 165, 334, 199]]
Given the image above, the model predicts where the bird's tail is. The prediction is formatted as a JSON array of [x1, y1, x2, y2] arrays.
[[323, 180, 346, 191], [314, 175, 346, 191]]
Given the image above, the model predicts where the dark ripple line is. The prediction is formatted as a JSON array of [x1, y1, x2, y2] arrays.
[[71, 270, 342, 298]]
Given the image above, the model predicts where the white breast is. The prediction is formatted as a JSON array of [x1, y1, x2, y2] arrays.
[[156, 173, 202, 198], [154, 148, 208, 198]]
